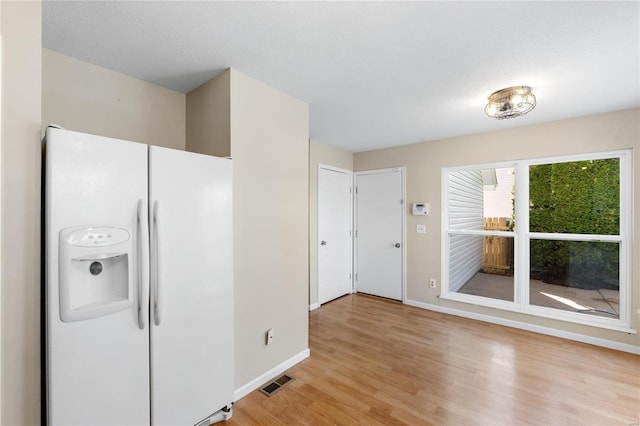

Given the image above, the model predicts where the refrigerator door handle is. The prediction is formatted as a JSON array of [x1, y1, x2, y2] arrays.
[[152, 200, 161, 326], [136, 199, 148, 330]]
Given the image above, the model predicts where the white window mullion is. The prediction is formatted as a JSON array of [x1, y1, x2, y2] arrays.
[[447, 229, 514, 237], [619, 151, 632, 325], [514, 162, 529, 308], [529, 232, 622, 242], [441, 168, 450, 295]]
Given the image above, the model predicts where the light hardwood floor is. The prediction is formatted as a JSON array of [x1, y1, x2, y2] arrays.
[[226, 294, 640, 425]]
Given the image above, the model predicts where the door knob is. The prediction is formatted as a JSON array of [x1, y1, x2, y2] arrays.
[[395, 243, 401, 248], [321, 241, 327, 246]]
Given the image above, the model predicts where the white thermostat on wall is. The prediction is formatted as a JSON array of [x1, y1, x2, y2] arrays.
[[412, 203, 429, 216]]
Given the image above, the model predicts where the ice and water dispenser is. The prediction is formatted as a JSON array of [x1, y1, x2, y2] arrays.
[[59, 226, 132, 322]]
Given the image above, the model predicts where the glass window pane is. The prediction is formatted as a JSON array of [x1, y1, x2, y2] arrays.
[[529, 240, 619, 319], [529, 158, 619, 235], [448, 167, 515, 231], [450, 234, 514, 302]]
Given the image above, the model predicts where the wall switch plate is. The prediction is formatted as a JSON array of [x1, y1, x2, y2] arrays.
[[429, 278, 437, 288], [417, 224, 426, 234], [266, 328, 274, 345]]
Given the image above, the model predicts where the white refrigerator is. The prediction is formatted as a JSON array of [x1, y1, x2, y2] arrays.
[[44, 127, 234, 426]]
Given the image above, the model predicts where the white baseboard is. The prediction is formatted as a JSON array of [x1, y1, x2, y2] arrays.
[[404, 299, 640, 355], [309, 302, 320, 311], [233, 348, 310, 402]]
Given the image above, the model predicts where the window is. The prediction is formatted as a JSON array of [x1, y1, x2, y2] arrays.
[[442, 150, 632, 331]]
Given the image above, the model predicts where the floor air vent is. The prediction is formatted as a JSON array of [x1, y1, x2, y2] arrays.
[[259, 374, 293, 397]]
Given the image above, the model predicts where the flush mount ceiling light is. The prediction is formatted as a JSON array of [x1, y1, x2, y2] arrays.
[[484, 86, 536, 119]]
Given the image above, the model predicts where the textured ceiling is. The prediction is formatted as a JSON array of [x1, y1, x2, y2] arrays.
[[43, 1, 640, 152]]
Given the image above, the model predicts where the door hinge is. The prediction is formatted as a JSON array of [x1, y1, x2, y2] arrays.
[[350, 187, 352, 194], [400, 199, 403, 204], [355, 187, 358, 194], [349, 273, 352, 279], [349, 230, 352, 237], [355, 230, 358, 237], [356, 273, 358, 281]]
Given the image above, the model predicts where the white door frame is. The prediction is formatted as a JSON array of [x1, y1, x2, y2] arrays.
[[354, 167, 406, 302], [317, 164, 354, 306]]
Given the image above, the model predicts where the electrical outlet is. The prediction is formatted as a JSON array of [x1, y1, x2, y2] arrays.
[[429, 278, 437, 288], [416, 224, 426, 234], [266, 328, 274, 345]]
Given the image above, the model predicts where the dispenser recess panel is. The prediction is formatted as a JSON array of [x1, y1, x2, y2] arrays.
[[59, 225, 132, 322]]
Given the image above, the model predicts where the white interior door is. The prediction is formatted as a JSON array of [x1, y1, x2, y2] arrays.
[[355, 168, 404, 300], [318, 166, 353, 304]]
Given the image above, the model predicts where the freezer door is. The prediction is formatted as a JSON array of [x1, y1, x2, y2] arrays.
[[149, 146, 234, 426], [45, 128, 150, 425]]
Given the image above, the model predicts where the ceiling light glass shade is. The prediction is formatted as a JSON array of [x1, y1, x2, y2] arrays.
[[484, 86, 536, 119]]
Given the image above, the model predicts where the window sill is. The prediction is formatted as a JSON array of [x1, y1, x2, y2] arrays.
[[439, 292, 636, 335]]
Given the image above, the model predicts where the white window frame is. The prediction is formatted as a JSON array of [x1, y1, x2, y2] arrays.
[[441, 150, 633, 333]]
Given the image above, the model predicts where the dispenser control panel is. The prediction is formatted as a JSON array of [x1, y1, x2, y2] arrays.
[[65, 226, 130, 247]]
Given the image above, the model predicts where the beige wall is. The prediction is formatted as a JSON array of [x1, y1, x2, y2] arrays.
[[231, 69, 309, 387], [1, 2, 42, 425], [42, 49, 185, 149], [186, 70, 230, 157], [308, 140, 354, 307], [186, 68, 310, 391], [354, 108, 640, 350]]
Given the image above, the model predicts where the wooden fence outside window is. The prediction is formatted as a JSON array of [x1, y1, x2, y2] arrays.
[[481, 217, 514, 276]]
